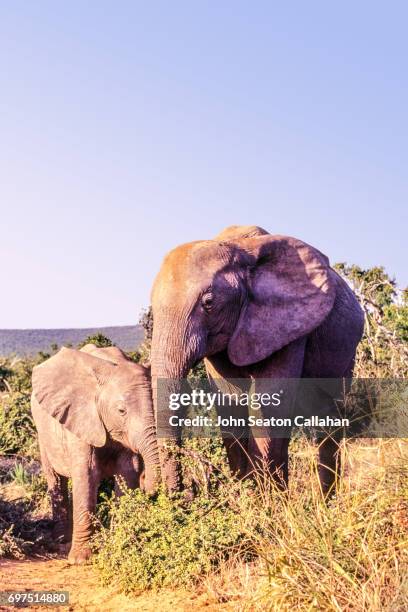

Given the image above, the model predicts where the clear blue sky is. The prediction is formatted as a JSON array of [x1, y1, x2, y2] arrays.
[[1, 2, 407, 328]]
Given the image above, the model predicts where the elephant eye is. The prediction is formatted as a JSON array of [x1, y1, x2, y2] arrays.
[[118, 405, 127, 416], [202, 292, 214, 312]]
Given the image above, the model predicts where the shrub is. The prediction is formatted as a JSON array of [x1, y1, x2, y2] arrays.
[[0, 473, 51, 559], [77, 333, 113, 349], [92, 438, 408, 608], [0, 391, 37, 457], [93, 482, 250, 592], [1, 356, 37, 394]]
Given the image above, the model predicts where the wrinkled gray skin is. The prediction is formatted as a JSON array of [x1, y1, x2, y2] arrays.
[[151, 225, 364, 496], [31, 344, 159, 564]]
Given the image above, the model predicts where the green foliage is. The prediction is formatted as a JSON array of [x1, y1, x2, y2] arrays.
[[383, 301, 408, 345], [0, 355, 47, 458], [335, 263, 408, 376], [2, 358, 35, 394], [10, 462, 31, 486], [93, 483, 249, 592], [335, 263, 397, 307], [92, 437, 408, 608], [0, 391, 37, 457], [77, 333, 114, 349]]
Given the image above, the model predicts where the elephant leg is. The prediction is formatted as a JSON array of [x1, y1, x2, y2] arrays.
[[315, 357, 353, 498], [68, 466, 99, 565], [215, 392, 249, 478], [205, 353, 250, 479], [222, 435, 249, 479], [248, 337, 306, 488], [52, 475, 70, 542], [40, 449, 70, 542], [301, 368, 352, 498], [248, 436, 290, 488], [114, 452, 141, 496], [318, 436, 341, 498]]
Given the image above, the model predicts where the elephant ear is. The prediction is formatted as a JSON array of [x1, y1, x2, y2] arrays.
[[228, 235, 336, 366], [32, 347, 114, 446]]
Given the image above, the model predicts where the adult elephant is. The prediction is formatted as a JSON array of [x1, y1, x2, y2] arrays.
[[150, 225, 364, 495]]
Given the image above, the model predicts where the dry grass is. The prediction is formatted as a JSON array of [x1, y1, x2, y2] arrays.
[[202, 437, 408, 611]]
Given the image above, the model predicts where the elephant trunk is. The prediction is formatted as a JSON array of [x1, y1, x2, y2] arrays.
[[136, 427, 160, 494], [129, 385, 161, 494], [150, 314, 199, 493]]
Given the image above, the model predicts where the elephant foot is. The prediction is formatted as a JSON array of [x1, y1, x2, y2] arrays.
[[68, 544, 92, 565]]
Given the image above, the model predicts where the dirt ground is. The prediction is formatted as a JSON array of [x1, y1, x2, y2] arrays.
[[0, 473, 236, 611], [0, 557, 230, 612]]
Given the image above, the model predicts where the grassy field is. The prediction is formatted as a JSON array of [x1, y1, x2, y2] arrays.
[[1, 426, 407, 610]]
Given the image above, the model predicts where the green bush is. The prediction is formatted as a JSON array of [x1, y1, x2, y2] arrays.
[[0, 391, 37, 457], [93, 484, 250, 592], [1, 357, 35, 394], [77, 333, 114, 349], [0, 353, 48, 458]]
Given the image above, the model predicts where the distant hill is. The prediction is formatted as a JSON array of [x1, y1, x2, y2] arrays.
[[0, 325, 144, 356]]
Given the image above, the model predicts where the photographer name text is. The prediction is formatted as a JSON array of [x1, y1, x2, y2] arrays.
[[165, 391, 349, 428], [167, 414, 349, 428]]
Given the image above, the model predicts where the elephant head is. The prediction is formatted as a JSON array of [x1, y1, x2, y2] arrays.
[[32, 346, 160, 493], [150, 225, 336, 491]]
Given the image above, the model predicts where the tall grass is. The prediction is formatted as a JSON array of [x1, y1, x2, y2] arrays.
[[92, 437, 408, 610], [213, 438, 408, 610]]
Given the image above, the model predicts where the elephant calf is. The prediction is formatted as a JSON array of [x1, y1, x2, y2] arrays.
[[31, 344, 159, 564]]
